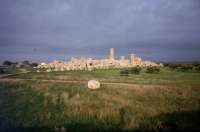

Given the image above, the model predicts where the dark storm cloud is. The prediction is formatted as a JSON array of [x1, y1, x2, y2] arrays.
[[0, 0, 200, 62]]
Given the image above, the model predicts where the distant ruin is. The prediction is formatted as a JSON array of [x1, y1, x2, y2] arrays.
[[37, 48, 158, 71]]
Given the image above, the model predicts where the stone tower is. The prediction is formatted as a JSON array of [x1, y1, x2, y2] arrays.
[[109, 48, 115, 60]]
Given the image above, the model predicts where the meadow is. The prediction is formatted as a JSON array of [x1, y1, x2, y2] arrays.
[[0, 67, 200, 131], [8, 67, 200, 85]]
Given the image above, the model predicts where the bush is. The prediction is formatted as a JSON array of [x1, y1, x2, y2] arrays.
[[30, 63, 38, 67], [130, 66, 142, 74], [194, 66, 200, 71], [165, 63, 196, 72], [120, 69, 129, 76], [146, 66, 160, 74], [120, 66, 142, 76], [166, 64, 181, 70], [0, 69, 5, 74], [178, 64, 193, 71], [3, 60, 17, 66]]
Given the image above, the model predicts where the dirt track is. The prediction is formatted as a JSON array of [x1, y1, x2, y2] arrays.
[[0, 77, 180, 91], [0, 78, 144, 87]]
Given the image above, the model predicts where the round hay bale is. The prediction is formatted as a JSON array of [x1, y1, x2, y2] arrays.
[[88, 80, 100, 89]]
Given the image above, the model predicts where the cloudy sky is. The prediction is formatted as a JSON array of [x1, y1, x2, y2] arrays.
[[0, 0, 200, 63]]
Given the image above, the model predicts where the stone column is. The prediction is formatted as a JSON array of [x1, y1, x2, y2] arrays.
[[109, 48, 115, 60], [129, 54, 135, 64]]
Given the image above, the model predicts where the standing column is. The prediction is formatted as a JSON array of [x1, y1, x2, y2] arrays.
[[129, 53, 135, 64], [109, 48, 115, 60]]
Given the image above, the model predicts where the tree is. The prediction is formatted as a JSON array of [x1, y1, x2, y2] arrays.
[[3, 60, 13, 66], [30, 62, 38, 67]]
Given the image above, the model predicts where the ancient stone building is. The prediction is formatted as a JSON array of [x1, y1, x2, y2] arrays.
[[37, 48, 158, 71]]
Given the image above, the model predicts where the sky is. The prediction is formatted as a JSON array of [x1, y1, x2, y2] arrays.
[[0, 0, 200, 63]]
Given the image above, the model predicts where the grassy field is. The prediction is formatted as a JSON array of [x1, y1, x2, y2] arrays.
[[8, 68, 200, 85], [0, 68, 200, 131]]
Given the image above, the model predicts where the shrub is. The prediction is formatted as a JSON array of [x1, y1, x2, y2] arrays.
[[3, 60, 17, 66], [167, 64, 181, 70], [0, 69, 5, 74], [165, 63, 196, 72], [30, 63, 38, 67], [120, 69, 129, 76], [175, 64, 193, 72], [130, 66, 142, 74], [194, 66, 200, 71], [180, 64, 193, 71], [146, 66, 160, 74]]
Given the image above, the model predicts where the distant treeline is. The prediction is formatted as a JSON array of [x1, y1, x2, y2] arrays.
[[2, 60, 38, 68], [119, 63, 200, 76], [0, 60, 38, 74], [120, 66, 161, 76], [163, 63, 200, 72]]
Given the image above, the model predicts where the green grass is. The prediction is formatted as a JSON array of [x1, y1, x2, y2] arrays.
[[1, 68, 200, 131], [8, 68, 200, 86], [0, 68, 21, 75], [0, 79, 200, 131]]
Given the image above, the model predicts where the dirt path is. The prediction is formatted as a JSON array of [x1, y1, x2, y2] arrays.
[[0, 72, 138, 87], [0, 78, 173, 89], [0, 78, 137, 86]]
